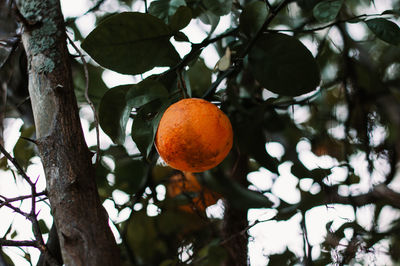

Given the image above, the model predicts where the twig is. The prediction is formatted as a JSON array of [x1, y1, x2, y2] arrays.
[[220, 218, 273, 245], [163, 28, 239, 77], [264, 0, 273, 10], [0, 143, 47, 251], [144, 0, 148, 13], [265, 13, 383, 34], [0, 143, 33, 186], [66, 35, 101, 166], [0, 239, 39, 247], [0, 191, 46, 205], [240, 0, 290, 58], [301, 214, 312, 265], [176, 70, 188, 99]]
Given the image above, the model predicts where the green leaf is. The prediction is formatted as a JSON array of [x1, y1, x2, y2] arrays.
[[203, 172, 273, 210], [149, 0, 186, 23], [131, 102, 169, 157], [202, 0, 232, 16], [169, 6, 192, 31], [197, 240, 227, 266], [234, 105, 279, 173], [126, 211, 168, 263], [38, 219, 49, 234], [313, 0, 343, 23], [0, 45, 12, 68], [382, 9, 400, 16], [13, 126, 35, 171], [173, 31, 190, 42], [1, 250, 14, 266], [199, 11, 220, 35], [98, 85, 131, 144], [126, 79, 168, 108], [240, 1, 268, 37], [81, 12, 180, 75], [268, 248, 297, 265], [72, 60, 108, 108], [248, 33, 320, 96], [366, 18, 400, 45], [131, 114, 154, 157], [169, 6, 192, 32], [187, 58, 212, 97], [114, 158, 148, 194], [275, 200, 299, 221]]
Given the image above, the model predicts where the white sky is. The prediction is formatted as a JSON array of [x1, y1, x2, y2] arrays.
[[0, 0, 399, 265]]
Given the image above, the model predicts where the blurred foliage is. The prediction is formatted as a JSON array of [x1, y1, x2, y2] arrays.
[[2, 0, 400, 265]]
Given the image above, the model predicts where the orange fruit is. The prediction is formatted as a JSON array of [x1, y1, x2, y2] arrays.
[[155, 98, 233, 173], [167, 172, 220, 212]]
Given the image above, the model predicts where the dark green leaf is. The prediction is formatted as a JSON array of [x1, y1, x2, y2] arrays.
[[131, 114, 154, 157], [366, 18, 400, 45], [240, 1, 268, 37], [149, 0, 186, 23], [82, 12, 180, 74], [203, 0, 232, 16], [187, 58, 212, 97], [268, 248, 297, 265], [249, 33, 320, 96], [95, 160, 113, 199], [13, 126, 35, 171], [199, 11, 220, 35], [275, 199, 299, 221], [203, 172, 273, 210], [173, 31, 190, 42], [169, 6, 192, 31], [126, 79, 168, 108], [131, 101, 169, 157], [72, 61, 108, 108], [197, 239, 227, 266], [126, 211, 168, 263], [313, 0, 343, 23], [0, 157, 7, 170], [10, 230, 17, 239], [0, 45, 12, 68], [114, 158, 147, 194], [38, 219, 49, 234], [1, 250, 14, 266], [98, 85, 131, 144], [382, 9, 400, 16]]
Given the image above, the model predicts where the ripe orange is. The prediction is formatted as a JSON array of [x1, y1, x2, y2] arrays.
[[167, 172, 220, 212], [155, 98, 233, 173]]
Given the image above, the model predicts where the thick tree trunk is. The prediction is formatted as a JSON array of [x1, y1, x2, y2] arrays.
[[18, 0, 120, 265], [223, 154, 249, 266]]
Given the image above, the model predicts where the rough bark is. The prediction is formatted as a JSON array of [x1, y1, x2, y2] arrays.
[[18, 0, 120, 265], [223, 153, 249, 266]]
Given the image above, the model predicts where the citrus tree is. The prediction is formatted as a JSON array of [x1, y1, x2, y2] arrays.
[[1, 0, 400, 265]]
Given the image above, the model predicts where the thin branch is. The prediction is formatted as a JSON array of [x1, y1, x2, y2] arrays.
[[265, 13, 385, 34], [264, 0, 273, 10], [164, 28, 239, 77], [66, 34, 101, 166], [315, 183, 400, 209], [301, 214, 312, 265], [0, 239, 39, 247], [0, 200, 30, 217], [0, 191, 46, 205], [240, 0, 290, 58], [220, 218, 274, 246], [176, 70, 188, 99], [0, 143, 33, 186]]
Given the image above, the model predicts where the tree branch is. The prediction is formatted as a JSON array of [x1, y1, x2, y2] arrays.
[[0, 239, 38, 247], [18, 0, 120, 264]]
